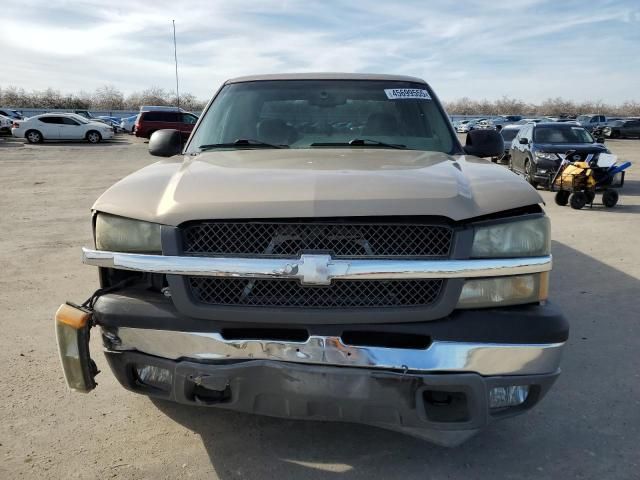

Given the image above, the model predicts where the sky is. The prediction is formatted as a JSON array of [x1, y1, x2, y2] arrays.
[[2, 0, 640, 103]]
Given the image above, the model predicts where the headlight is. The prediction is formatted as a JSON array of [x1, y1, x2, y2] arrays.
[[95, 213, 161, 253], [457, 273, 548, 308], [534, 151, 558, 161], [471, 216, 550, 258]]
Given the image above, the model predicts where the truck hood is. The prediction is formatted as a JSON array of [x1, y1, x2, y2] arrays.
[[93, 149, 543, 225]]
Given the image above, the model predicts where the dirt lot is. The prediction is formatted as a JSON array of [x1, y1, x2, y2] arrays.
[[1, 134, 639, 479]]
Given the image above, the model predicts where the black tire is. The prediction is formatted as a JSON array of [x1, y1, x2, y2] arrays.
[[25, 129, 43, 144], [602, 189, 619, 208], [555, 191, 570, 206], [524, 160, 538, 188], [570, 192, 587, 210], [86, 130, 102, 144]]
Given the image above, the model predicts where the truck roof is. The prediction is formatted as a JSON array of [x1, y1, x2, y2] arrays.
[[225, 72, 427, 84]]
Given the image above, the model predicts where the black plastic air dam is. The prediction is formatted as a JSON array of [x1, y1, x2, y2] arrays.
[[93, 290, 569, 345], [105, 350, 559, 447]]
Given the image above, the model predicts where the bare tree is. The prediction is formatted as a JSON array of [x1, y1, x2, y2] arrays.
[[92, 85, 125, 110], [1, 84, 638, 116]]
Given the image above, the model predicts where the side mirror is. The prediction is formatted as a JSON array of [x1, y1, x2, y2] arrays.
[[149, 129, 182, 157], [518, 138, 529, 145], [596, 136, 605, 144], [464, 129, 504, 158]]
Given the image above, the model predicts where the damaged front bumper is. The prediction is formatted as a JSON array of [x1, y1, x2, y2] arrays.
[[104, 350, 559, 447], [86, 293, 566, 446], [54, 288, 567, 445]]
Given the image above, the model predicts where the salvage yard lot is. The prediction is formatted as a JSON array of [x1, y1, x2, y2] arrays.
[[1, 135, 639, 479]]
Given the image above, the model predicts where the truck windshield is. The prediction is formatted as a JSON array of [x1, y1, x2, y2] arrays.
[[187, 80, 456, 153]]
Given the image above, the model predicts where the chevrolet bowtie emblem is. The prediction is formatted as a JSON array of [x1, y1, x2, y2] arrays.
[[283, 254, 349, 285]]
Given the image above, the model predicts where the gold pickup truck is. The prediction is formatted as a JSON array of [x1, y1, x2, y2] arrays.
[[55, 73, 567, 446]]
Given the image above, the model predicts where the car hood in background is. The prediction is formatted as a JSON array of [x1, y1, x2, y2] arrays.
[[93, 149, 543, 225], [533, 143, 608, 154]]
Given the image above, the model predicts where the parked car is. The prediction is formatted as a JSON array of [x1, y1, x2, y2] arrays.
[[139, 105, 186, 112], [475, 119, 495, 130], [73, 110, 97, 120], [12, 113, 114, 143], [97, 116, 123, 132], [491, 115, 522, 130], [0, 114, 13, 133], [509, 122, 609, 188], [456, 118, 487, 132], [56, 73, 567, 447], [0, 108, 25, 120], [135, 110, 198, 139], [600, 119, 640, 139], [576, 114, 607, 132], [455, 119, 471, 132], [73, 110, 118, 130], [515, 118, 555, 125], [494, 124, 521, 163], [119, 115, 138, 134]]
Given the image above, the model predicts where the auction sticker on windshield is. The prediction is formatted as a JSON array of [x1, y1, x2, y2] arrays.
[[384, 88, 431, 100]]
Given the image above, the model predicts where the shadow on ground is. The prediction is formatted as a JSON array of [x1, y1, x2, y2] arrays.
[[151, 241, 639, 479]]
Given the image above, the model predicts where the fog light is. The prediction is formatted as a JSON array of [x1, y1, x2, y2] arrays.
[[489, 385, 529, 408], [136, 365, 172, 391], [457, 274, 543, 309]]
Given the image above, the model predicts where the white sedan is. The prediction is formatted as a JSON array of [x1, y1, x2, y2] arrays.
[[11, 113, 114, 144]]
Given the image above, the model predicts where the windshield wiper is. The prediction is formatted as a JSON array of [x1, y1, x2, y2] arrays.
[[198, 139, 288, 151], [310, 138, 406, 149]]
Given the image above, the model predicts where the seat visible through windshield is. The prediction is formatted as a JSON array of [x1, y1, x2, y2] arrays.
[[187, 80, 456, 153]]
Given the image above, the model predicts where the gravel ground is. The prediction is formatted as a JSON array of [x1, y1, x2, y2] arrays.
[[0, 134, 638, 479]]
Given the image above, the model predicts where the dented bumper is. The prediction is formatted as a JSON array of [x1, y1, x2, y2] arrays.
[[104, 350, 559, 447]]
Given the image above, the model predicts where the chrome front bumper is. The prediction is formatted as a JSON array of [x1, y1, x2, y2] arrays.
[[105, 327, 565, 377]]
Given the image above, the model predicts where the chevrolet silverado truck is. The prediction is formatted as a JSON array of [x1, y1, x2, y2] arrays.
[[55, 73, 568, 446]]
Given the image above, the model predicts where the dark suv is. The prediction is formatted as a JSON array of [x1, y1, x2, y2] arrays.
[[509, 122, 609, 188], [135, 110, 198, 139]]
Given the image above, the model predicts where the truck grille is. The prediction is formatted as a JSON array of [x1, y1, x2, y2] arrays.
[[188, 277, 444, 308], [181, 221, 453, 258]]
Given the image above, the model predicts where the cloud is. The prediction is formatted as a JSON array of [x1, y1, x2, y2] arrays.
[[1, 0, 639, 102]]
